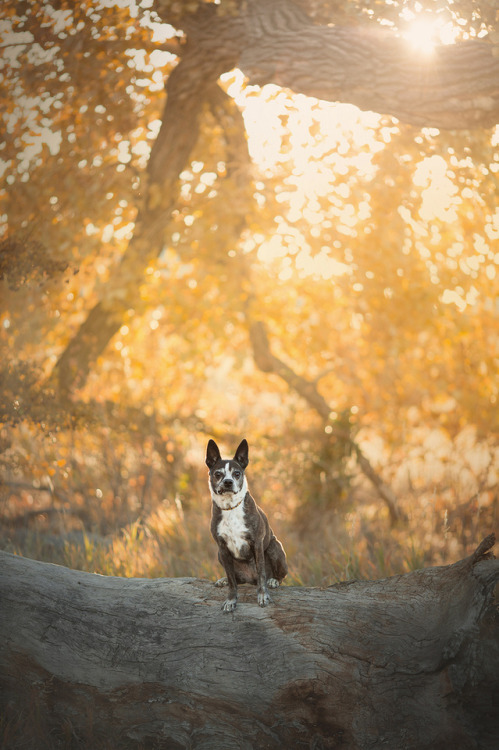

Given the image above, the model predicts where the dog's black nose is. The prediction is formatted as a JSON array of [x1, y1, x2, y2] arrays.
[[223, 479, 233, 488]]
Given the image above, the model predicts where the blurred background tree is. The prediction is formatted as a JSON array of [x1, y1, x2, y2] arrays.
[[0, 0, 497, 585]]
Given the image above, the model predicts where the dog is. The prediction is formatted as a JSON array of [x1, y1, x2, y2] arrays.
[[206, 438, 288, 612]]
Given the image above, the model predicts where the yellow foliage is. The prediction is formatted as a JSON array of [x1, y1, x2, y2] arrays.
[[1, 0, 497, 584]]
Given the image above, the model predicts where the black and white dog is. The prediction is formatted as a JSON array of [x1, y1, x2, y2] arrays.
[[206, 438, 288, 612]]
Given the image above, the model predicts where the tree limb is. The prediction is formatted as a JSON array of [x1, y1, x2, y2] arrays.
[[249, 319, 404, 523], [155, 0, 499, 129]]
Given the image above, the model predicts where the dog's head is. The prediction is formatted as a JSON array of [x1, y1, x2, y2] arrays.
[[206, 439, 249, 508]]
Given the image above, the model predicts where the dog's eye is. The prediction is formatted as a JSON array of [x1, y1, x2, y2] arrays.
[[233, 471, 241, 479], [214, 471, 223, 479]]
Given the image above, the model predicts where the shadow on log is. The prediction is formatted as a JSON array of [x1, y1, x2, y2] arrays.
[[1, 536, 498, 749]]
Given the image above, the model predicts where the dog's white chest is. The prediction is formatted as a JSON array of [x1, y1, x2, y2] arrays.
[[217, 503, 248, 560]]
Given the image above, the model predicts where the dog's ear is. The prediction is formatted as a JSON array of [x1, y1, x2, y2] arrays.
[[233, 439, 249, 469], [206, 439, 221, 468]]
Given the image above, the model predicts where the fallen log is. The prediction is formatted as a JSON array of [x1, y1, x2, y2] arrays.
[[1, 535, 498, 749]]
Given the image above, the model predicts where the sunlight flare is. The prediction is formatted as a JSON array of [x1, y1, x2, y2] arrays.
[[401, 11, 458, 55]]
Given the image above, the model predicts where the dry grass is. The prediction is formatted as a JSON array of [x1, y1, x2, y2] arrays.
[[1, 424, 497, 587], [1, 427, 497, 750], [2, 480, 495, 588]]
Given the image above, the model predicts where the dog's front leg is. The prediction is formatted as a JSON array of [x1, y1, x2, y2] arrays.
[[255, 540, 271, 607], [219, 545, 238, 612]]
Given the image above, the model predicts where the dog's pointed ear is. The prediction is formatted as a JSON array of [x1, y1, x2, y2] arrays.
[[206, 439, 221, 468], [233, 439, 249, 469]]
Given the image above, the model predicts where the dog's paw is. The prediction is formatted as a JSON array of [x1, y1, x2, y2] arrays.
[[221, 598, 237, 613], [267, 578, 280, 589], [257, 590, 271, 607], [214, 577, 228, 588]]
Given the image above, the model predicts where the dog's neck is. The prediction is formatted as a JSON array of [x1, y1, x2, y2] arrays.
[[211, 476, 248, 511]]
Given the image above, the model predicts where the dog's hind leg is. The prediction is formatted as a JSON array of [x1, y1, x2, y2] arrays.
[[255, 539, 271, 607], [265, 536, 288, 587], [265, 555, 280, 588], [214, 551, 228, 587]]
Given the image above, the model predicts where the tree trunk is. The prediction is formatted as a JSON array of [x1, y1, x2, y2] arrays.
[[52, 48, 238, 395], [1, 535, 498, 749]]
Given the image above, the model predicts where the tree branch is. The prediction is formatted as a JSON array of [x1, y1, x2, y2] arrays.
[[249, 319, 404, 523], [155, 0, 499, 129], [0, 481, 90, 527]]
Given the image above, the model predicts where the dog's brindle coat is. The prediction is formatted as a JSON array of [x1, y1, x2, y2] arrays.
[[206, 439, 288, 612]]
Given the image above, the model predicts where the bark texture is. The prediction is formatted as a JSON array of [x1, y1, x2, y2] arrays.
[[157, 0, 499, 129], [1, 535, 498, 749]]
